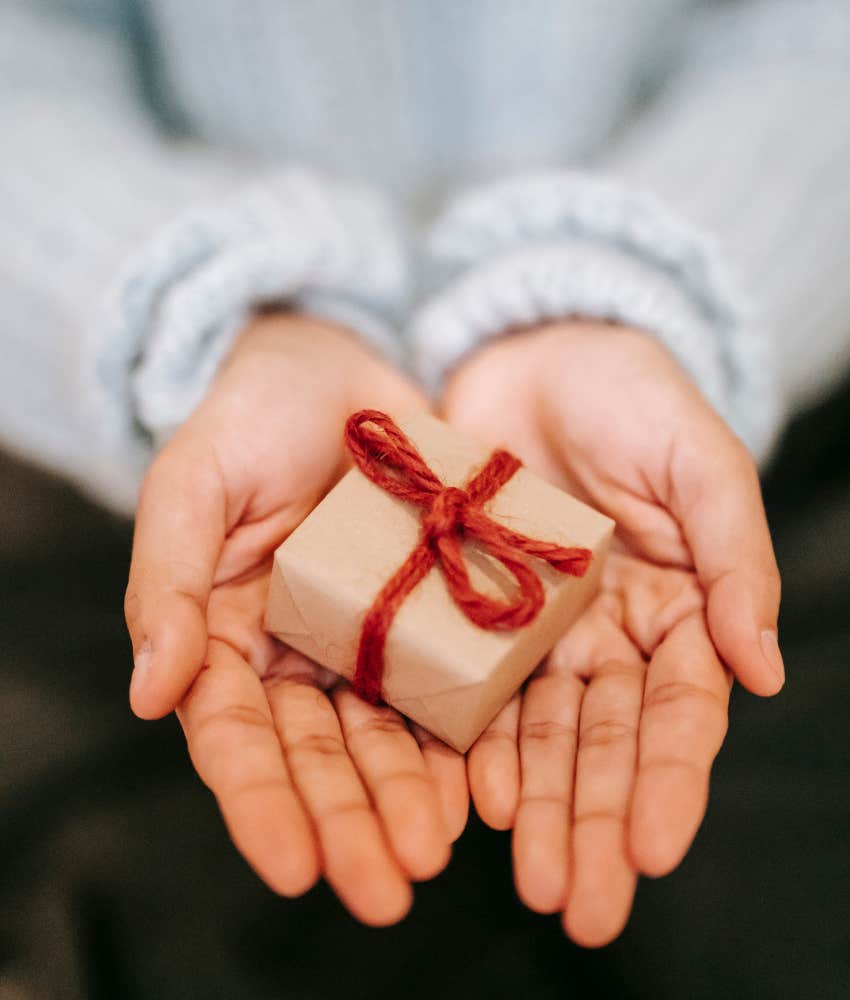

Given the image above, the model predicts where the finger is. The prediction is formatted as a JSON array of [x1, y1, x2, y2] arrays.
[[333, 686, 451, 881], [266, 656, 412, 926], [177, 639, 320, 897], [411, 722, 470, 842], [563, 660, 643, 948], [126, 434, 225, 719], [513, 673, 583, 914], [467, 694, 521, 830], [629, 612, 731, 877], [671, 430, 783, 696]]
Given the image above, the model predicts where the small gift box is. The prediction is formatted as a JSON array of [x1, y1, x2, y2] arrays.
[[265, 411, 614, 752]]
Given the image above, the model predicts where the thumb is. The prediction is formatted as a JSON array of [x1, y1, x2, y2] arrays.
[[125, 434, 226, 719], [670, 428, 783, 696]]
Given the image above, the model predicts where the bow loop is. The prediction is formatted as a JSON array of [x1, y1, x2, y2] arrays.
[[345, 409, 443, 504]]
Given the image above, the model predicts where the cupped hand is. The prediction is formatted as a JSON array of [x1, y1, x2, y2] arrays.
[[124, 313, 468, 925], [442, 319, 783, 946]]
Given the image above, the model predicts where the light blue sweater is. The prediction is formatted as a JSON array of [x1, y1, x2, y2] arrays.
[[2, 0, 850, 511]]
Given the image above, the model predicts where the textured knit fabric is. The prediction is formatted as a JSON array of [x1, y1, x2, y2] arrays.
[[1, 0, 849, 510], [410, 172, 780, 460]]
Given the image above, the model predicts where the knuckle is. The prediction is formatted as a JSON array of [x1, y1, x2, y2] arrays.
[[594, 659, 647, 685], [189, 705, 274, 786], [474, 727, 517, 749], [573, 807, 626, 827], [642, 682, 729, 756], [349, 714, 409, 740], [228, 775, 290, 804], [373, 769, 432, 793], [643, 680, 726, 716], [579, 718, 636, 750], [318, 799, 371, 824], [519, 793, 567, 809], [197, 704, 271, 743], [641, 755, 708, 783], [520, 719, 578, 743], [262, 667, 321, 692], [413, 727, 458, 759], [172, 571, 211, 605], [289, 732, 346, 760]]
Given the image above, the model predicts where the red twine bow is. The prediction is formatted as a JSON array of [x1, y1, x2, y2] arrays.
[[345, 410, 593, 704]]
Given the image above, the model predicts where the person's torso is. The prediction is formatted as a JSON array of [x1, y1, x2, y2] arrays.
[[125, 0, 692, 208]]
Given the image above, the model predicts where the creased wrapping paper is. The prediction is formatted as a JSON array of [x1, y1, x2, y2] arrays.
[[265, 412, 614, 751]]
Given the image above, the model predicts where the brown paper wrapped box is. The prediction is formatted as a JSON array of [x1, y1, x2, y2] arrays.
[[264, 412, 614, 752]]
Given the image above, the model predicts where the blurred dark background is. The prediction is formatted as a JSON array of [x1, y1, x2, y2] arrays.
[[1, 383, 848, 1000]]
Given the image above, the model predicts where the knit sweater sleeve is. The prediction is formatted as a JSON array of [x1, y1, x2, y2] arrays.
[[410, 0, 850, 464], [0, 2, 408, 512]]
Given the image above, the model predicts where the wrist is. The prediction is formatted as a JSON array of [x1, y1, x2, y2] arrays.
[[212, 309, 424, 422], [447, 317, 651, 387], [229, 310, 367, 363]]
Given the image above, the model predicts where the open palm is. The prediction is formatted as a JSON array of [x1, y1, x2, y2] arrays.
[[443, 319, 783, 945], [124, 314, 468, 925]]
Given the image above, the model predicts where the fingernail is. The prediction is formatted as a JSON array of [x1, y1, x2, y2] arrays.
[[760, 630, 785, 687], [131, 640, 153, 697]]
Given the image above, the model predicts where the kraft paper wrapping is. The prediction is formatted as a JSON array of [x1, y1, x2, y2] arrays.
[[264, 413, 614, 752]]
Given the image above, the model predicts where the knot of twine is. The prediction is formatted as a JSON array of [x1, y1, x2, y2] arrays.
[[421, 486, 467, 542], [345, 410, 592, 704]]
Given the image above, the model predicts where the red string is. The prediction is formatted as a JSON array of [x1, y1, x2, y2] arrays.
[[344, 410, 593, 704]]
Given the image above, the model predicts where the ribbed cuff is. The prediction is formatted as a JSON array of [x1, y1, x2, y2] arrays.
[[89, 167, 408, 461], [410, 171, 782, 462]]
